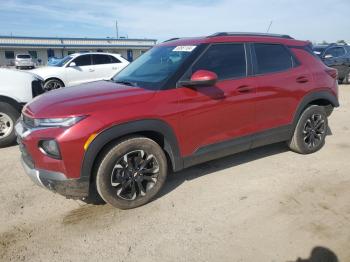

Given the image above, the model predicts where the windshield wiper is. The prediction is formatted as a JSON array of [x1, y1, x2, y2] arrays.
[[113, 80, 136, 86]]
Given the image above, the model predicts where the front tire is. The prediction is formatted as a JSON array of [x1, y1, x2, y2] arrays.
[[0, 102, 20, 148], [44, 79, 64, 91], [288, 105, 328, 154], [96, 137, 168, 209]]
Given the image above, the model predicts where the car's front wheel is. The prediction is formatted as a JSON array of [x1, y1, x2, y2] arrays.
[[96, 137, 168, 209], [44, 79, 64, 91], [288, 105, 328, 154], [0, 102, 19, 148]]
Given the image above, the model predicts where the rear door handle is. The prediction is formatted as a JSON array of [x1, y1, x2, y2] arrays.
[[237, 85, 253, 93], [296, 76, 309, 83]]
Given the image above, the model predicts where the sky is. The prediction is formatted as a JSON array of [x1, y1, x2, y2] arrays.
[[0, 0, 349, 43]]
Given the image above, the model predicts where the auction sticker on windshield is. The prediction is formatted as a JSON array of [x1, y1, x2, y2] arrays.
[[173, 46, 196, 52]]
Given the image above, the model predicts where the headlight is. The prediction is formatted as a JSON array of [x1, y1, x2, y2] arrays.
[[34, 116, 86, 128]]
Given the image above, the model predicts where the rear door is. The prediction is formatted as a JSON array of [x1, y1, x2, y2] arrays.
[[177, 43, 256, 157], [65, 54, 94, 86], [251, 43, 314, 138]]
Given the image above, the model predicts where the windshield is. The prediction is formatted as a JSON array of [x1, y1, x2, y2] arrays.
[[17, 55, 31, 59], [49, 55, 74, 67], [112, 45, 196, 89]]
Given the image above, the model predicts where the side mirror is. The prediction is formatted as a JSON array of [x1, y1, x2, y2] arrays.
[[324, 54, 333, 59], [69, 62, 77, 67], [178, 70, 218, 87]]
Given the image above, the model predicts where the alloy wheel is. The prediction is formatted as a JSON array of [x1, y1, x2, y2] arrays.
[[45, 80, 63, 91], [110, 150, 160, 201], [303, 113, 326, 149], [0, 112, 14, 139]]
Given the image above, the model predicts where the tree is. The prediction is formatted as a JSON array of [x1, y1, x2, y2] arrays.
[[336, 40, 347, 45], [321, 40, 329, 45]]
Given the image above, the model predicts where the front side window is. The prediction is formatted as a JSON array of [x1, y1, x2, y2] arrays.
[[324, 47, 346, 58], [191, 43, 246, 79], [254, 43, 292, 74], [112, 45, 195, 89], [5, 51, 14, 59], [73, 55, 92, 66]]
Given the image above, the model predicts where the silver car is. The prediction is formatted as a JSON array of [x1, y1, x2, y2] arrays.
[[15, 54, 35, 69]]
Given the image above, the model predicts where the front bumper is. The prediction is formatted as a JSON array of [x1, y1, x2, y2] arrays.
[[21, 157, 89, 199]]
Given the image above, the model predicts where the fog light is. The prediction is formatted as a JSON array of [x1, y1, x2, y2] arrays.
[[39, 139, 61, 159]]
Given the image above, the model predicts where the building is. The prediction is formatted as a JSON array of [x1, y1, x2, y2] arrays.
[[0, 35, 157, 66]]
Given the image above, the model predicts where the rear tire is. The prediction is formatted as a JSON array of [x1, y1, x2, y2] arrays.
[[96, 137, 168, 209], [288, 105, 328, 154], [0, 102, 20, 148]]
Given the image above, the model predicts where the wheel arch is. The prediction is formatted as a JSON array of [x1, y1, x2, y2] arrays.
[[45, 77, 66, 87], [80, 119, 183, 182], [293, 90, 339, 126], [0, 95, 23, 112]]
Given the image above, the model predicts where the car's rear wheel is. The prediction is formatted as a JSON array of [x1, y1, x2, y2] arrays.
[[288, 105, 328, 154], [0, 102, 20, 148], [44, 79, 64, 91], [96, 137, 168, 209]]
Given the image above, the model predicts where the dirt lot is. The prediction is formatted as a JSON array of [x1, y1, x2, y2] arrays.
[[1, 86, 350, 262]]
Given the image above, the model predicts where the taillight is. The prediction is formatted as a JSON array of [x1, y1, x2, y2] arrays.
[[325, 68, 338, 79]]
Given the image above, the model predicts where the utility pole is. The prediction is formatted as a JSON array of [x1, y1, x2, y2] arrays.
[[266, 20, 273, 33], [116, 20, 119, 39]]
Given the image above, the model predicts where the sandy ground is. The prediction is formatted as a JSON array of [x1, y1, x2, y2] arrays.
[[1, 86, 350, 262]]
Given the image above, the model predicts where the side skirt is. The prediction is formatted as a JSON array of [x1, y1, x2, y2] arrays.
[[183, 125, 293, 169]]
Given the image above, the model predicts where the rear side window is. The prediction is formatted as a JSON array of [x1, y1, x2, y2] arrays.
[[254, 44, 292, 74], [92, 54, 111, 65], [109, 55, 121, 63], [73, 55, 92, 66], [191, 43, 246, 79]]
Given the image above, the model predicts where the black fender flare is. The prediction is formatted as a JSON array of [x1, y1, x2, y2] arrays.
[[292, 90, 339, 127], [80, 119, 183, 181]]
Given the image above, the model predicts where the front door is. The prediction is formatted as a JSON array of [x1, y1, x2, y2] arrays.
[[65, 54, 95, 86], [177, 43, 256, 157]]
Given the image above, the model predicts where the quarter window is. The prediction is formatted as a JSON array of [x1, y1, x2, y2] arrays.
[[191, 43, 246, 79], [324, 47, 346, 58], [73, 55, 92, 66], [109, 55, 121, 63], [254, 44, 292, 74]]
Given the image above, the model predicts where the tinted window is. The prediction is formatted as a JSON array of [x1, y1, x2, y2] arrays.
[[254, 44, 292, 74], [17, 55, 31, 59], [73, 55, 92, 66], [92, 54, 111, 65], [325, 47, 346, 58], [109, 55, 121, 63], [192, 43, 246, 79]]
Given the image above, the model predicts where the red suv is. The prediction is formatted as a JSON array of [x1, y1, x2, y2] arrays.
[[16, 33, 339, 209]]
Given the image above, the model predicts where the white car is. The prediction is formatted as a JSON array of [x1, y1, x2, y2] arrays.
[[0, 69, 44, 147], [15, 54, 35, 69], [31, 52, 129, 90]]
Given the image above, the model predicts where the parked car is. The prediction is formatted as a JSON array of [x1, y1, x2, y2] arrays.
[[15, 54, 35, 69], [30, 52, 129, 91], [313, 44, 350, 84], [0, 69, 44, 147], [16, 33, 339, 209]]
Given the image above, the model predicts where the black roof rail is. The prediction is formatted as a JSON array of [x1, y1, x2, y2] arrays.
[[208, 32, 294, 39], [163, 38, 180, 42]]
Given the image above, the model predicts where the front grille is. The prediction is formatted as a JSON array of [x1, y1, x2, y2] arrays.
[[17, 137, 35, 169], [31, 79, 45, 97], [22, 114, 35, 128]]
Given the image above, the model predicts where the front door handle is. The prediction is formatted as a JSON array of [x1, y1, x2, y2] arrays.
[[237, 85, 253, 93], [296, 76, 309, 83]]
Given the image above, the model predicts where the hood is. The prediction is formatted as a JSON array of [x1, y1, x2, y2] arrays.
[[30, 66, 62, 78], [24, 80, 155, 118]]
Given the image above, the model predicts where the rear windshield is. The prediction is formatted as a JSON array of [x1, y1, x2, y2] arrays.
[[17, 55, 31, 59]]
